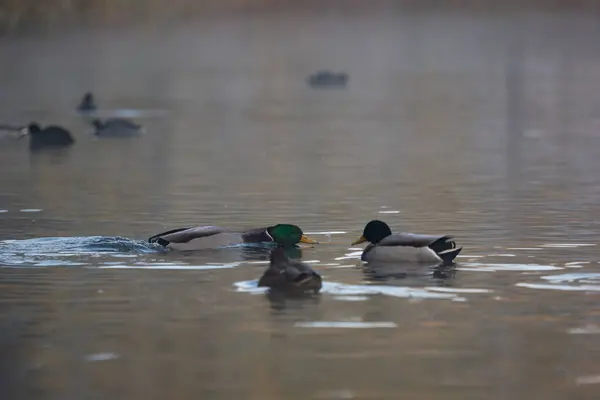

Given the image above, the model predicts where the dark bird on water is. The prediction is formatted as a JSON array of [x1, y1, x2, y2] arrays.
[[22, 122, 75, 151], [91, 118, 143, 137], [307, 70, 348, 88], [77, 92, 97, 113], [258, 247, 323, 294]]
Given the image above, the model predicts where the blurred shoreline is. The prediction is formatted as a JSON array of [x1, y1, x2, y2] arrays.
[[0, 0, 598, 36]]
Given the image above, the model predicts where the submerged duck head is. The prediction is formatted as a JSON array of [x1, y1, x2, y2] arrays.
[[352, 220, 392, 245], [267, 224, 318, 246]]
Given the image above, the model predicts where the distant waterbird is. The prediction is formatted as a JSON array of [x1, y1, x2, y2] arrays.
[[19, 122, 75, 151], [307, 70, 348, 88], [77, 92, 97, 114], [91, 118, 143, 137]]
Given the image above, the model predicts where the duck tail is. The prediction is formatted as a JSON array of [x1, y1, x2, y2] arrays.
[[437, 247, 463, 265], [429, 236, 462, 265]]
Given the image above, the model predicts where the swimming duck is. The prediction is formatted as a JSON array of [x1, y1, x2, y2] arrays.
[[307, 70, 348, 88], [22, 122, 75, 150], [91, 118, 142, 136], [148, 224, 318, 251], [77, 92, 96, 113], [258, 247, 322, 293], [351, 220, 462, 265]]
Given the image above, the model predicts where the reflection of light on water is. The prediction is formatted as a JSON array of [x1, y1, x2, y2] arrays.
[[234, 280, 474, 301], [517, 272, 600, 292], [98, 262, 241, 270], [305, 231, 347, 235], [333, 296, 368, 301], [378, 210, 400, 214], [84, 109, 169, 118], [576, 375, 600, 385], [541, 273, 600, 283], [335, 251, 363, 261], [84, 352, 120, 362], [538, 243, 596, 248], [295, 321, 398, 329], [424, 287, 492, 294], [516, 283, 600, 292], [458, 263, 562, 272], [568, 325, 600, 335], [20, 209, 42, 212]]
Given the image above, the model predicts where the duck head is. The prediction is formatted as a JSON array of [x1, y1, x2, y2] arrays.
[[267, 224, 318, 246], [351, 220, 392, 245], [23, 123, 42, 136]]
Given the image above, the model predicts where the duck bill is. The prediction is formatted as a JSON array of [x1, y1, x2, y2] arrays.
[[351, 236, 367, 246], [299, 235, 319, 244]]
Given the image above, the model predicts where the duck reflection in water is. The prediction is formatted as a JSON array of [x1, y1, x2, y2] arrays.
[[361, 262, 457, 286]]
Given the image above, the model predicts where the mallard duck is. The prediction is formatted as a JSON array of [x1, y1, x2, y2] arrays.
[[91, 118, 142, 136], [351, 220, 462, 265], [77, 92, 97, 113], [21, 122, 75, 150], [258, 247, 322, 293], [148, 224, 318, 251]]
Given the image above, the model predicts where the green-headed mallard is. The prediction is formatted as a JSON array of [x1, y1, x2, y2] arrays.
[[148, 224, 318, 251], [258, 247, 322, 293], [22, 123, 75, 151], [351, 220, 462, 265]]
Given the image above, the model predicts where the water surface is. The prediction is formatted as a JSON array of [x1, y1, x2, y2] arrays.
[[1, 11, 600, 400]]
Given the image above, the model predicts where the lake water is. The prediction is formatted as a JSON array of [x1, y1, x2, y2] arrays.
[[1, 10, 600, 400]]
